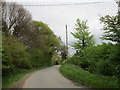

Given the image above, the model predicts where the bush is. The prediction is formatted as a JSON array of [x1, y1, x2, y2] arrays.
[[2, 34, 52, 75], [95, 59, 116, 76], [64, 43, 119, 76], [29, 48, 51, 68], [2, 51, 14, 75], [2, 35, 32, 75]]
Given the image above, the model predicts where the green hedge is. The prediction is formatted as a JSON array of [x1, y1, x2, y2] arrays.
[[63, 43, 119, 76]]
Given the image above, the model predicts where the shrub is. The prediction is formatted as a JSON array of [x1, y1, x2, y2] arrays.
[[29, 48, 51, 68], [2, 51, 14, 75], [2, 35, 32, 75], [64, 43, 119, 76]]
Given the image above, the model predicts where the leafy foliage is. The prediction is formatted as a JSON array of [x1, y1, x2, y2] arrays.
[[100, 14, 120, 44], [2, 2, 32, 37], [2, 2, 62, 86], [64, 43, 118, 76], [2, 35, 32, 75], [65, 14, 120, 78], [71, 19, 94, 51], [33, 21, 61, 56], [28, 48, 51, 68]]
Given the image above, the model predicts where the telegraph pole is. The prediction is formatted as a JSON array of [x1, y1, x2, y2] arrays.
[[66, 25, 68, 58]]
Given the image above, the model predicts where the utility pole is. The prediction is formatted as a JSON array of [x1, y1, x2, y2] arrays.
[[66, 25, 68, 58]]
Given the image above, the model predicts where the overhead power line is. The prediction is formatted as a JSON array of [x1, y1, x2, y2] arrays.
[[7, 2, 106, 6]]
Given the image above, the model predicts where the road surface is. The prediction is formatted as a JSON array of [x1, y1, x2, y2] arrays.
[[23, 65, 84, 88]]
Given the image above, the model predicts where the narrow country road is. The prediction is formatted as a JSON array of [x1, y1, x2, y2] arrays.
[[23, 65, 83, 88]]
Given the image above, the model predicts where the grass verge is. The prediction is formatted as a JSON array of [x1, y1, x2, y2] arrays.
[[60, 64, 118, 88], [2, 65, 50, 88]]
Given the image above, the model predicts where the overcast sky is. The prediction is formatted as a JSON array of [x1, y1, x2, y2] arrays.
[[6, 0, 118, 54]]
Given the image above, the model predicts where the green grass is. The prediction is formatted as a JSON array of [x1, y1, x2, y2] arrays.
[[60, 64, 118, 88], [2, 65, 50, 88]]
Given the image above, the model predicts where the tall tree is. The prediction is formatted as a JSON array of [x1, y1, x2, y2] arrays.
[[1, 2, 32, 37], [33, 21, 61, 57], [1, 2, 38, 47], [71, 19, 94, 52], [100, 13, 120, 67], [100, 14, 120, 85], [100, 14, 120, 44]]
